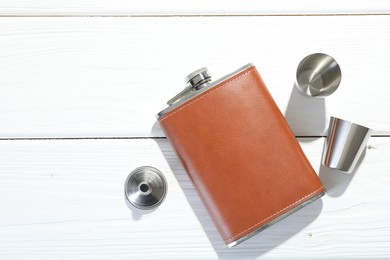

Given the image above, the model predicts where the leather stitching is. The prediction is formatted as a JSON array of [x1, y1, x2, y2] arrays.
[[159, 68, 255, 122], [224, 187, 324, 243]]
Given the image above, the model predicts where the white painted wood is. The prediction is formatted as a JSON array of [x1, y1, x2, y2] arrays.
[[0, 16, 389, 138], [0, 2, 388, 258], [0, 137, 388, 258], [0, 0, 389, 16]]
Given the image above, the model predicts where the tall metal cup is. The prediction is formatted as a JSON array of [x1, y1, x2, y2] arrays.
[[322, 117, 372, 173]]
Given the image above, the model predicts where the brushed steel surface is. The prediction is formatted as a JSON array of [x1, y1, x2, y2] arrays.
[[124, 166, 167, 210], [322, 117, 372, 173], [296, 53, 341, 97]]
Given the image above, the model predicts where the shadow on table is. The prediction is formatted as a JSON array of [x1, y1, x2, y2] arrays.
[[124, 196, 159, 221], [319, 148, 367, 197], [152, 122, 323, 258], [284, 84, 327, 141]]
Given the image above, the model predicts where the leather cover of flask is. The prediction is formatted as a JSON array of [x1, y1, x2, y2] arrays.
[[158, 65, 325, 247]]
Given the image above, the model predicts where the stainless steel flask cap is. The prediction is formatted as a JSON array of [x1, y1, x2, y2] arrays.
[[167, 67, 211, 106], [296, 53, 341, 97], [124, 166, 167, 210], [185, 67, 211, 90]]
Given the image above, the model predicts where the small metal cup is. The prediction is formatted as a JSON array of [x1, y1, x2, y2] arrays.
[[322, 117, 372, 173], [296, 53, 341, 97]]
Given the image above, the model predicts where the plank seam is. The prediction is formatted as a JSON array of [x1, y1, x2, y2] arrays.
[[0, 14, 389, 18], [0, 136, 388, 141]]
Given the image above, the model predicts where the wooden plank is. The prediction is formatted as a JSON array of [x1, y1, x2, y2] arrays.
[[0, 16, 389, 138], [0, 0, 389, 16], [0, 137, 389, 258]]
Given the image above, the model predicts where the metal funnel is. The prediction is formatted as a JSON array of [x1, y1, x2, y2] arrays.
[[322, 117, 372, 173], [124, 166, 167, 210], [296, 53, 341, 97]]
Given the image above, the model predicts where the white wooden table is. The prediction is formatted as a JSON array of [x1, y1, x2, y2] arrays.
[[1, 2, 390, 259]]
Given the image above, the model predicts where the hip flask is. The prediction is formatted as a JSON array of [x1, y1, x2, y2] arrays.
[[157, 64, 325, 247]]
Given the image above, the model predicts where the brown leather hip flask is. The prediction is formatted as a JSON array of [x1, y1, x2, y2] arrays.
[[157, 64, 325, 247]]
